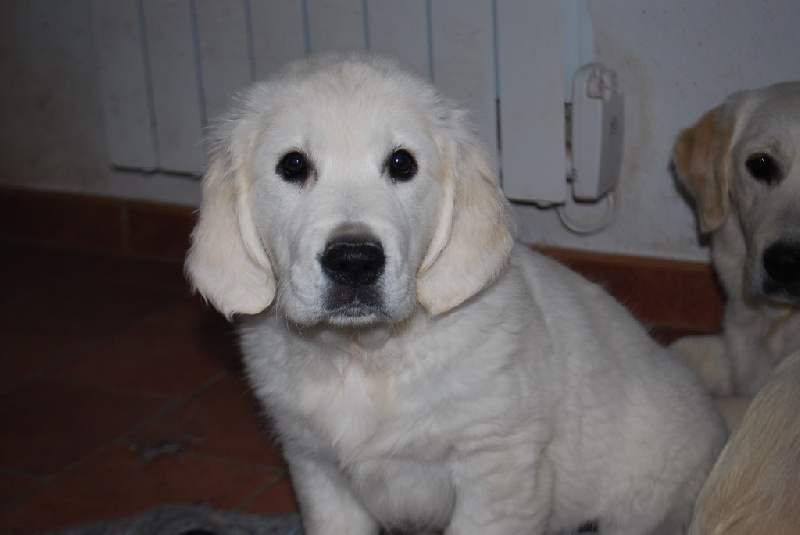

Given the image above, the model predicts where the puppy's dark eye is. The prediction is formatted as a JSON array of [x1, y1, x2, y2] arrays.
[[386, 149, 418, 182], [277, 151, 309, 183], [746, 153, 781, 185]]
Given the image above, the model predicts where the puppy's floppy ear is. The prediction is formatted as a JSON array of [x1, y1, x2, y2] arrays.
[[417, 113, 515, 315], [185, 125, 276, 318], [673, 105, 736, 233]]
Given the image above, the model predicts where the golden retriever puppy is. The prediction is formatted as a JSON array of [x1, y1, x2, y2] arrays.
[[689, 349, 800, 534], [672, 82, 800, 421], [186, 52, 725, 534]]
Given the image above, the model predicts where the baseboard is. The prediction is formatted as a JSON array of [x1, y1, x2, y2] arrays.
[[538, 246, 723, 332], [0, 186, 723, 331], [0, 186, 196, 261]]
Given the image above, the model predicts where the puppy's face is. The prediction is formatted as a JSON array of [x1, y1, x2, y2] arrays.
[[248, 65, 445, 326], [674, 82, 800, 302], [729, 90, 800, 301], [186, 53, 513, 325]]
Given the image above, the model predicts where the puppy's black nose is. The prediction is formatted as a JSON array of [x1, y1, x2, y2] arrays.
[[763, 242, 800, 285], [321, 238, 385, 286]]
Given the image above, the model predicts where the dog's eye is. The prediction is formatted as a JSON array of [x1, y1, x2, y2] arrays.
[[277, 151, 309, 183], [746, 153, 782, 185], [386, 149, 418, 182]]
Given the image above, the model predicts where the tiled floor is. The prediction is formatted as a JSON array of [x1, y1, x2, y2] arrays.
[[0, 240, 712, 535], [0, 242, 296, 534]]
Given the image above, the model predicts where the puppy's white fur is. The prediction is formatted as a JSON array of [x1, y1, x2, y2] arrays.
[[187, 52, 725, 534], [672, 83, 800, 422]]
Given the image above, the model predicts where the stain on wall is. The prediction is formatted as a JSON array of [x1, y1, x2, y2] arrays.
[[0, 0, 108, 192]]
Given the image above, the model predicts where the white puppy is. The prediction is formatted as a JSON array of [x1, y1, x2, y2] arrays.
[[672, 83, 800, 418], [186, 52, 725, 535]]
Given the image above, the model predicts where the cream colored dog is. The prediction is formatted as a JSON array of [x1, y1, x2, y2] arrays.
[[672, 83, 800, 421], [186, 52, 725, 534], [688, 348, 800, 534]]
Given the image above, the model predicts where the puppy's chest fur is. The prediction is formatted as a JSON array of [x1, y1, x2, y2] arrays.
[[729, 302, 800, 381], [243, 324, 504, 527], [242, 313, 521, 464], [296, 353, 459, 521], [759, 307, 800, 356], [294, 352, 443, 458]]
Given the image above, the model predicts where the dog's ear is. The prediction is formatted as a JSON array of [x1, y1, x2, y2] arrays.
[[185, 129, 276, 318], [673, 106, 736, 233], [417, 116, 515, 315]]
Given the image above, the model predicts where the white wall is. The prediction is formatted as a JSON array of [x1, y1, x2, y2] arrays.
[[3, 1, 800, 261], [0, 0, 109, 195], [514, 0, 800, 261]]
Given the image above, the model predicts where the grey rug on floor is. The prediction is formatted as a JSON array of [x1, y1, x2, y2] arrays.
[[41, 505, 303, 535], [41, 505, 600, 535]]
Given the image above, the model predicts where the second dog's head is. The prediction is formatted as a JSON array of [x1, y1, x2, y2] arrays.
[[186, 52, 513, 326], [673, 82, 800, 303]]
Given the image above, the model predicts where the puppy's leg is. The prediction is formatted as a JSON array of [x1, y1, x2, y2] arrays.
[[670, 336, 751, 430], [287, 456, 378, 535], [446, 443, 552, 534], [670, 334, 732, 395]]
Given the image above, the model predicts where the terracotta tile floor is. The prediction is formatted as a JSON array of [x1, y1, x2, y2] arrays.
[[0, 242, 297, 535], [0, 241, 702, 534]]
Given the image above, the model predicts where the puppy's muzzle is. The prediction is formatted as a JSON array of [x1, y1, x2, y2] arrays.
[[762, 242, 800, 300]]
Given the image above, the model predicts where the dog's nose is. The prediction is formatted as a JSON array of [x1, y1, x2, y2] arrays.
[[321, 238, 385, 286], [763, 242, 800, 285]]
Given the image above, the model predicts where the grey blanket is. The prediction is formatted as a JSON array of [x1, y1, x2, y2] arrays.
[[42, 505, 303, 535]]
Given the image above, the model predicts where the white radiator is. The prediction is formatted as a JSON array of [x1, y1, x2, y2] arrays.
[[92, 0, 574, 205]]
